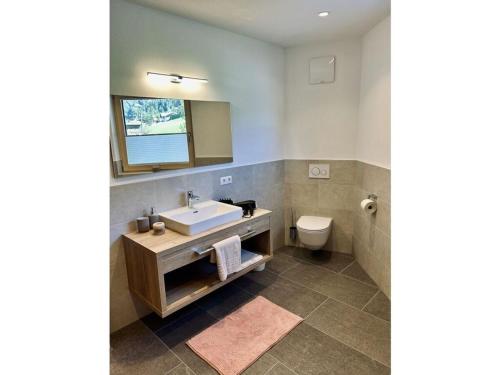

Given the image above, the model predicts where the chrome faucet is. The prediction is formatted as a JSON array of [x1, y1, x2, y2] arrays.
[[187, 190, 200, 209]]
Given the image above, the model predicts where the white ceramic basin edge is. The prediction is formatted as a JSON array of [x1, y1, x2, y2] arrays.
[[159, 200, 243, 236]]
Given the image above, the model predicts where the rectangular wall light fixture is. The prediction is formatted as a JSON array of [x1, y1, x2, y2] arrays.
[[147, 72, 208, 84]]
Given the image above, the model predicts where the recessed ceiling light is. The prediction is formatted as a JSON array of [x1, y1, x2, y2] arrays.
[[318, 11, 329, 17]]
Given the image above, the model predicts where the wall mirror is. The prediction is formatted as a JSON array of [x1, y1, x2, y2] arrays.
[[110, 96, 233, 176]]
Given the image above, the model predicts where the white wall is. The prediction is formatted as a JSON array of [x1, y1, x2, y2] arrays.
[[355, 17, 391, 169], [284, 40, 362, 160], [110, 0, 285, 185]]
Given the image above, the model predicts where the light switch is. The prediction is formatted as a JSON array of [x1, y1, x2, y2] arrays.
[[308, 164, 330, 179]]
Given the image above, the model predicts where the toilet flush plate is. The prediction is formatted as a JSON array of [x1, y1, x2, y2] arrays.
[[308, 164, 330, 179]]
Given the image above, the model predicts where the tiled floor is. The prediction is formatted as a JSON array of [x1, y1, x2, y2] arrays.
[[111, 246, 391, 375]]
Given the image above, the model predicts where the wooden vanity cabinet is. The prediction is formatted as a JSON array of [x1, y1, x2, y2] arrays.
[[122, 209, 272, 318]]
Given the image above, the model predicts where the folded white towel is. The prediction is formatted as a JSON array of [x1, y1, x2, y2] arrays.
[[239, 249, 263, 270], [212, 235, 242, 281]]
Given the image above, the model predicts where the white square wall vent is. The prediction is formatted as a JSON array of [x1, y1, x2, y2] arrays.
[[308, 164, 330, 179], [309, 56, 335, 84]]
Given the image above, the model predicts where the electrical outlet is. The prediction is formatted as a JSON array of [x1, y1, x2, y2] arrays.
[[220, 175, 232, 185]]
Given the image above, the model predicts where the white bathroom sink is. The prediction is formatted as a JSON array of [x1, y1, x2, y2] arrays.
[[159, 200, 243, 236]]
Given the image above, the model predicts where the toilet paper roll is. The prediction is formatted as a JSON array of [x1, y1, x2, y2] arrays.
[[360, 199, 377, 214]]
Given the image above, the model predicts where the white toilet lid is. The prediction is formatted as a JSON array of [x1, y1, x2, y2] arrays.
[[296, 216, 332, 231]]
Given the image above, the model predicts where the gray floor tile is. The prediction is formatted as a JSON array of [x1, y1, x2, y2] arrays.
[[363, 292, 391, 321], [111, 321, 180, 375], [267, 363, 297, 375], [166, 364, 196, 375], [141, 304, 199, 333], [266, 251, 301, 274], [341, 261, 377, 286], [319, 252, 356, 273], [156, 308, 219, 375], [242, 354, 279, 374], [234, 270, 328, 318], [277, 246, 354, 272], [281, 263, 378, 309], [196, 283, 255, 320], [270, 323, 390, 375], [306, 299, 390, 366]]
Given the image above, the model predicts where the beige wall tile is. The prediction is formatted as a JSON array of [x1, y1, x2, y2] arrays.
[[330, 228, 353, 254], [353, 231, 390, 299], [316, 208, 353, 233], [212, 165, 255, 202], [380, 264, 391, 298], [318, 183, 353, 210], [185, 171, 215, 202], [367, 258, 390, 299], [110, 181, 157, 225], [254, 160, 284, 187], [271, 208, 285, 250], [318, 183, 354, 210], [357, 162, 390, 203], [155, 175, 188, 212], [374, 200, 391, 235], [284, 160, 313, 184], [353, 213, 376, 250], [353, 236, 369, 265], [110, 221, 135, 276], [320, 160, 356, 185], [110, 268, 151, 332], [352, 160, 390, 295], [352, 186, 368, 216], [255, 180, 284, 212], [284, 183, 318, 208], [110, 221, 151, 332], [354, 161, 366, 187], [374, 228, 391, 267], [353, 187, 390, 236]]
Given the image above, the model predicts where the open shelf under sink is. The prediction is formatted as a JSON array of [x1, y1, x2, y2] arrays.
[[163, 250, 271, 314]]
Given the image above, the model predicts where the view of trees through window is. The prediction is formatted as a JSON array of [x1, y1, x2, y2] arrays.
[[122, 98, 187, 136]]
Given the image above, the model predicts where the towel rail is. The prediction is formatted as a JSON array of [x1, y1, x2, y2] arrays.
[[193, 230, 257, 255]]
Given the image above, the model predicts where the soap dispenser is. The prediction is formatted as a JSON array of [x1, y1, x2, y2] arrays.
[[148, 207, 160, 229]]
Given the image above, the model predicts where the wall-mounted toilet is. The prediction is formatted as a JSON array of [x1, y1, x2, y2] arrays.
[[296, 216, 333, 250]]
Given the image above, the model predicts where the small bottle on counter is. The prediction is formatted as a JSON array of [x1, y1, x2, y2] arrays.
[[148, 206, 160, 229]]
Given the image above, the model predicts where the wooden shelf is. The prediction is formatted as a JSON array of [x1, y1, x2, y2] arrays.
[[162, 254, 271, 316]]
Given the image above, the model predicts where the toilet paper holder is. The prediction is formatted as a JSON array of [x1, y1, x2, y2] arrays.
[[367, 193, 378, 201]]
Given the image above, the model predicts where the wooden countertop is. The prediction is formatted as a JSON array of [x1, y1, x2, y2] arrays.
[[123, 208, 272, 255]]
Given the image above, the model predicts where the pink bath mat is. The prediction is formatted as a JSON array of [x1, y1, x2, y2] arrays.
[[186, 296, 303, 375]]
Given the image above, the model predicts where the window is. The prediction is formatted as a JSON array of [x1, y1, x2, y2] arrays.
[[112, 96, 195, 173]]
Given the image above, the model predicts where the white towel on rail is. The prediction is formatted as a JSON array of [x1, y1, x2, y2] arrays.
[[212, 235, 241, 281]]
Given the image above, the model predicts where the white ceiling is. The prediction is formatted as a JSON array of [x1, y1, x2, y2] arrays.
[[128, 0, 390, 47]]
